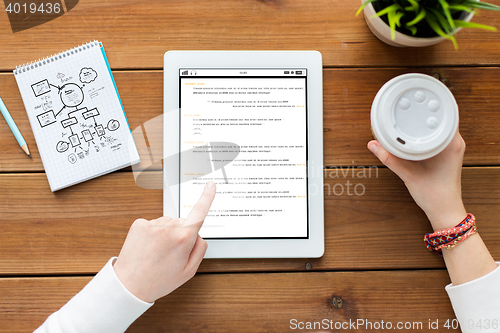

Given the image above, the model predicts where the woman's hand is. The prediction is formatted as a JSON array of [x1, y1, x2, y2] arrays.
[[368, 131, 467, 231], [113, 182, 216, 303], [368, 132, 497, 285]]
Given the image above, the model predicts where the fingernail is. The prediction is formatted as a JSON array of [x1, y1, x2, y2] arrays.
[[367, 142, 378, 154], [207, 181, 215, 189]]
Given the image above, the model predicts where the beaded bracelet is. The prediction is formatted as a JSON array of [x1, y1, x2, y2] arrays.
[[433, 226, 477, 252], [423, 213, 476, 253], [424, 214, 475, 247]]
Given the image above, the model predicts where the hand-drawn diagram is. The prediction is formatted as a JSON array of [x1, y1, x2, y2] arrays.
[[31, 79, 51, 97], [29, 66, 122, 164], [79, 67, 97, 83], [56, 141, 69, 153]]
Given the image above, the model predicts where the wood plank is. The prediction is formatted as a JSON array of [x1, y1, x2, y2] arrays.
[[324, 67, 500, 167], [0, 270, 459, 333], [2, 67, 500, 172], [1, 0, 500, 70], [0, 70, 163, 172], [0, 168, 499, 275]]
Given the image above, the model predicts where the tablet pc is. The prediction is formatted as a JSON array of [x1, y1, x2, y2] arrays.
[[163, 51, 324, 258]]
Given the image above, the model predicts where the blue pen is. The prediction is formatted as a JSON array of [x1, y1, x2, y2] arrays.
[[0, 97, 30, 157]]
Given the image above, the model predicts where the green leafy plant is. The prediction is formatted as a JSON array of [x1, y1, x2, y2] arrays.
[[357, 0, 500, 49]]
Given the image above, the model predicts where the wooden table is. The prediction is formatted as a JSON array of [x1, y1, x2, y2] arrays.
[[1, 1, 500, 331]]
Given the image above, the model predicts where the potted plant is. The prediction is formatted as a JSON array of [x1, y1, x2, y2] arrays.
[[357, 0, 500, 49]]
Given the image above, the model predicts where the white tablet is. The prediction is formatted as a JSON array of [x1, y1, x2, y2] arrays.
[[163, 51, 324, 258]]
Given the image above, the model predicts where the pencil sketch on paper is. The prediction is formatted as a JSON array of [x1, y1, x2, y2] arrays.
[[29, 66, 123, 164]]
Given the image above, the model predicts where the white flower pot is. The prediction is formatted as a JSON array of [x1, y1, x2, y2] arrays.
[[361, 0, 476, 47]]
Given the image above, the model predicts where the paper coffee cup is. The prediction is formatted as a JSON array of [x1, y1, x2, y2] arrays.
[[371, 73, 459, 161]]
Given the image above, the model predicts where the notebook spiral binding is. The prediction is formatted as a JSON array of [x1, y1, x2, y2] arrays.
[[14, 40, 100, 76]]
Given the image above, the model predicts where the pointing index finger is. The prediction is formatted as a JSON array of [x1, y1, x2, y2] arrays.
[[183, 182, 216, 229]]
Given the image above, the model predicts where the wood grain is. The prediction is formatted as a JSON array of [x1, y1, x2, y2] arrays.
[[1, 0, 500, 70], [2, 67, 500, 172], [0, 270, 459, 333], [0, 70, 162, 172], [0, 167, 498, 275], [324, 67, 500, 167], [1, 0, 497, 329]]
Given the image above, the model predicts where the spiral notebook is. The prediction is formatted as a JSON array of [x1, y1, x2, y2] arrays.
[[14, 41, 140, 191]]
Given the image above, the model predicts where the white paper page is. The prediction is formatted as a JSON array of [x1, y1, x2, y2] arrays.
[[14, 42, 139, 191], [180, 73, 308, 238]]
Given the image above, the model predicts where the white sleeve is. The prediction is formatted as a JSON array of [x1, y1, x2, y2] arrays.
[[445, 262, 500, 333], [34, 257, 154, 333]]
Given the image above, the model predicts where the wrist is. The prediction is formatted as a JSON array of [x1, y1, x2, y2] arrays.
[[426, 205, 467, 231], [113, 259, 155, 303]]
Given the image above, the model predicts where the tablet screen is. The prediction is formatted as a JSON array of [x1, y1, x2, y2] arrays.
[[179, 69, 308, 239]]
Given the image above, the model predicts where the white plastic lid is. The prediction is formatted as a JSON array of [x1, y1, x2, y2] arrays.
[[371, 73, 459, 161]]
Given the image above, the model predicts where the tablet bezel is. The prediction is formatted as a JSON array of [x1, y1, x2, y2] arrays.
[[164, 51, 324, 258]]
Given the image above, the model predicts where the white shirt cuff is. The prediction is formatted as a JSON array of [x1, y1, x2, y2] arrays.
[[35, 257, 153, 333], [445, 262, 500, 333]]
